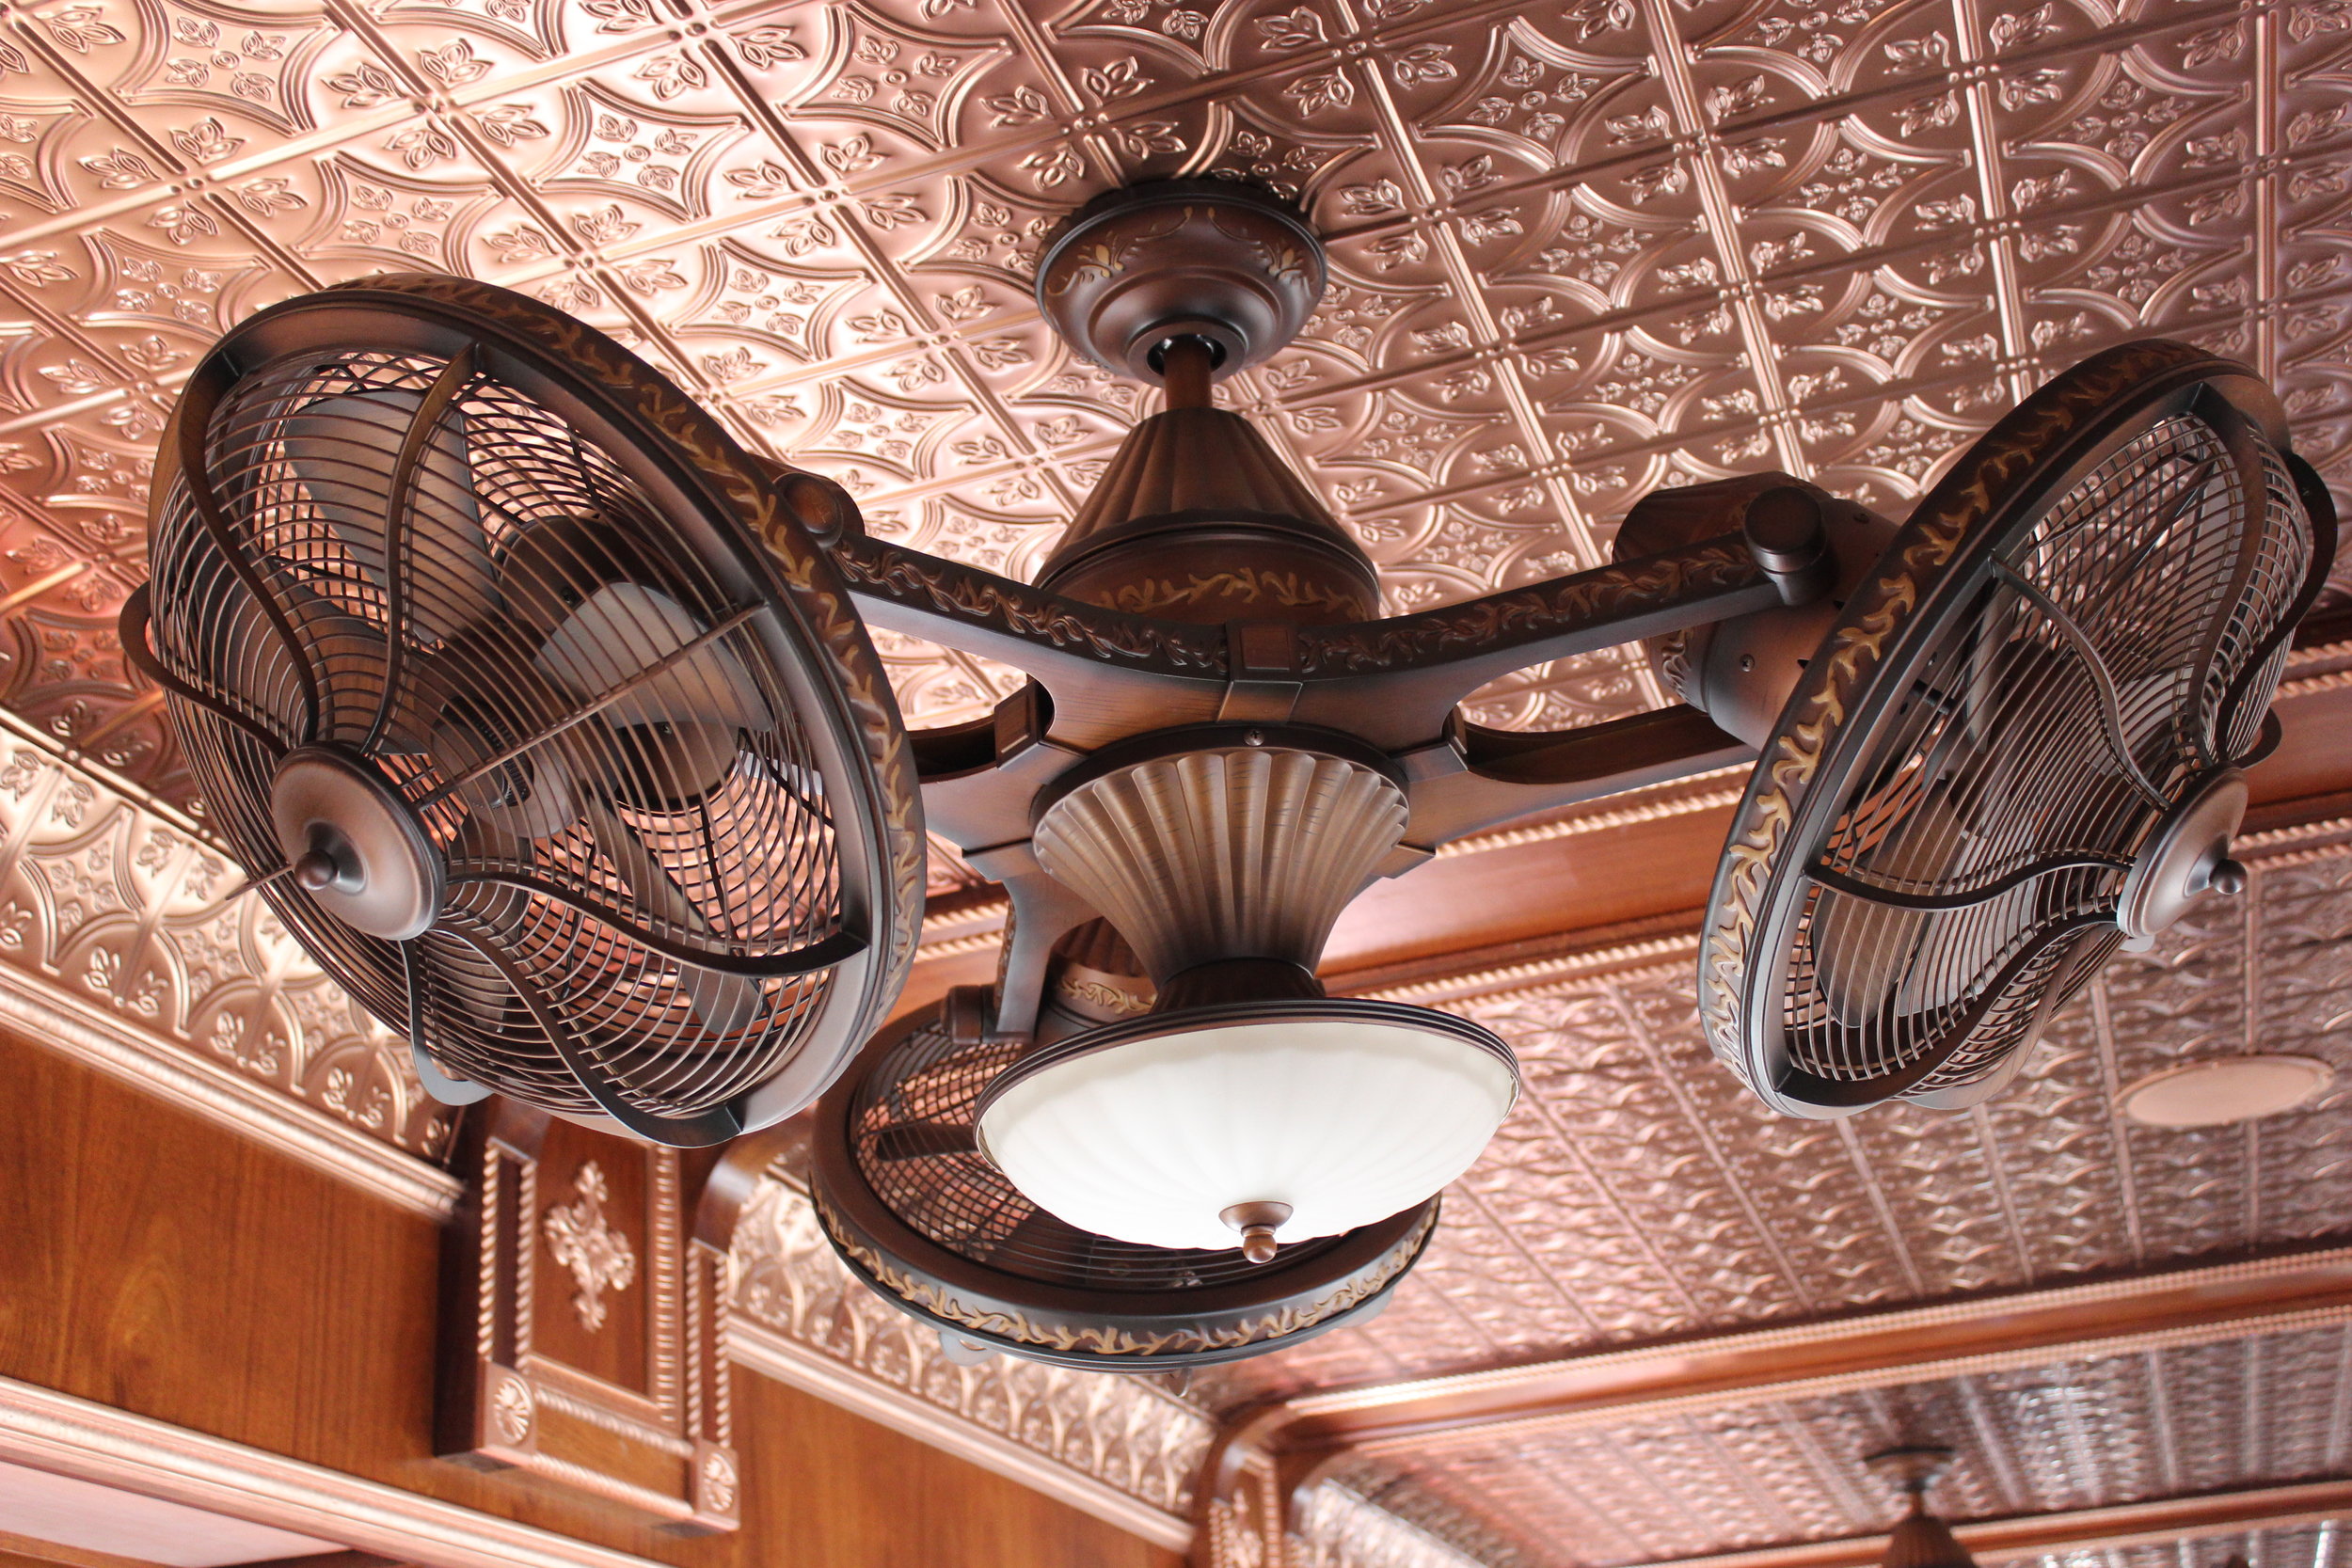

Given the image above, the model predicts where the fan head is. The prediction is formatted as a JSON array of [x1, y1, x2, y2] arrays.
[[128, 274, 923, 1146], [810, 1000, 1439, 1370], [1701, 339, 2335, 1117]]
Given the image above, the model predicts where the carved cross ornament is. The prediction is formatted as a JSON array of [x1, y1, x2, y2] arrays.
[[543, 1162, 638, 1332]]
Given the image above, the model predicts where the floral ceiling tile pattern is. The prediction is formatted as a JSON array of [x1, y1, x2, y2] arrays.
[[0, 0, 2344, 819]]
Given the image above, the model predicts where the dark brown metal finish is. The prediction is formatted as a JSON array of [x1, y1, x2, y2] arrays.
[[1032, 407, 1383, 626], [807, 1002, 1438, 1370], [136, 274, 924, 1147], [1033, 181, 1327, 385], [1705, 341, 2336, 1119]]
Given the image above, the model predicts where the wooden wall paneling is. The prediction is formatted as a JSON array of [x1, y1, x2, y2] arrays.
[[0, 1025, 1183, 1568]]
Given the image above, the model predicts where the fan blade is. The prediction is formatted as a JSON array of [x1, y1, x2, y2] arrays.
[[575, 797, 767, 1038], [1811, 783, 2037, 1028], [869, 1120, 981, 1163], [279, 389, 501, 645], [533, 582, 772, 735]]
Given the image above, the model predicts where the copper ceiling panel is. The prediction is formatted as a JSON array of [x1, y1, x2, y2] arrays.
[[0, 0, 2343, 823], [1, 0, 2349, 1562], [1335, 1325, 2352, 1568], [1190, 848, 2352, 1399]]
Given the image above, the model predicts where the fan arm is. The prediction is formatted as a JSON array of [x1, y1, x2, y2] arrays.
[[1396, 705, 1753, 847], [828, 534, 1230, 695], [1283, 534, 1794, 751]]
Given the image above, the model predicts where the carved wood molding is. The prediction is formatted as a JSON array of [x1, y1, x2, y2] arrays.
[[727, 1319, 1193, 1552], [0, 1376, 665, 1568], [1263, 1243, 2352, 1458], [440, 1104, 738, 1532]]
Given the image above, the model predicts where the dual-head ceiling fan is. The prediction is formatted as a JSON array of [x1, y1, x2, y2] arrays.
[[126, 180, 2333, 1368]]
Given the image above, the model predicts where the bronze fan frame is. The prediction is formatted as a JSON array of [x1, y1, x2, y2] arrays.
[[1700, 340, 2339, 1117], [127, 274, 927, 1144]]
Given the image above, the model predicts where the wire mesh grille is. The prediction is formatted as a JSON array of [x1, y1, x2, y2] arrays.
[[148, 345, 851, 1122], [850, 1012, 1343, 1291], [1782, 409, 2313, 1095]]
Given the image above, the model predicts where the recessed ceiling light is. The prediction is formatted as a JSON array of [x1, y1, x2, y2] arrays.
[[2120, 1055, 2334, 1128]]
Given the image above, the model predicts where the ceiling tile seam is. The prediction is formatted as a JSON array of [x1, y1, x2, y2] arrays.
[[2143, 1346, 2183, 1495], [1607, 974, 1829, 1314], [2322, 1325, 2352, 1470], [1762, 1400, 1884, 1533], [1831, 1115, 1934, 1297], [2253, 1, 2282, 384], [774, 277, 2318, 538], [537, 0, 1547, 255], [2244, 1335, 2267, 1481], [975, 0, 1136, 190], [2084, 974, 2151, 1265], [1498, 1057, 1724, 1325], [1945, 0, 2038, 407], [1683, 1414, 1817, 1543], [1332, 34, 1625, 612], [1508, 1423, 1692, 1567], [1635, 0, 1808, 477], [1306, 0, 2287, 249], [688, 29, 1101, 518], [1954, 1370, 2037, 1514], [1967, 1100, 2043, 1283], [1422, 1176, 1615, 1346], [1600, 1421, 1765, 1565], [682, 201, 2352, 440]]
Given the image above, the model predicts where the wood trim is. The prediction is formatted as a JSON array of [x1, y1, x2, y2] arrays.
[[1265, 1243, 2352, 1456], [1636, 1476, 2352, 1568], [725, 1319, 1192, 1554], [0, 977, 459, 1223], [0, 1378, 663, 1568]]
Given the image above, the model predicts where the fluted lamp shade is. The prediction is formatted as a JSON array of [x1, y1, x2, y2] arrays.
[[976, 1001, 1519, 1252]]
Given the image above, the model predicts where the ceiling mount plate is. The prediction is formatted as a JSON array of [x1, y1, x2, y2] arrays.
[[1033, 180, 1327, 384]]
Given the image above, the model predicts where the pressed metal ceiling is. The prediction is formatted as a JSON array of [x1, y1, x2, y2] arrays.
[[0, 0, 2348, 1560]]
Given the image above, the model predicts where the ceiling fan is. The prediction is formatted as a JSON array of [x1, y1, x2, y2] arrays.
[[124, 178, 2333, 1368]]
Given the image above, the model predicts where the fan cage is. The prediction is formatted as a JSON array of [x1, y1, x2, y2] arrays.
[[150, 345, 855, 1121], [849, 1010, 1351, 1291], [1779, 406, 2313, 1096]]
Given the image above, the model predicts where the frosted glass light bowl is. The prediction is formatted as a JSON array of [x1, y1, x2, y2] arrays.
[[975, 997, 1519, 1253]]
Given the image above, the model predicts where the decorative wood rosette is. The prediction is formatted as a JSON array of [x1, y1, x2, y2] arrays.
[[1699, 340, 2337, 1117], [440, 1103, 739, 1530]]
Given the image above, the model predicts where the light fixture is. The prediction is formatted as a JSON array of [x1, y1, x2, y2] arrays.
[[2121, 1055, 2333, 1127], [132, 178, 2330, 1367], [1867, 1445, 1979, 1568]]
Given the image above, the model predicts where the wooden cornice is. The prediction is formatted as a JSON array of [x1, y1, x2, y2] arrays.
[[1636, 1476, 2352, 1568], [1197, 1243, 2352, 1488]]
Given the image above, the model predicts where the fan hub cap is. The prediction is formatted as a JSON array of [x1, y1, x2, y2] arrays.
[[2118, 768, 2249, 949], [269, 747, 443, 942]]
